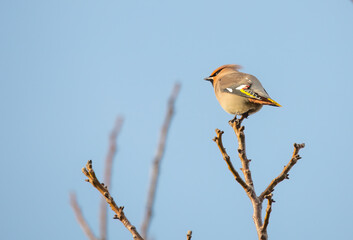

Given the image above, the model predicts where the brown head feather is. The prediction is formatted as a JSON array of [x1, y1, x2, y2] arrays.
[[209, 64, 242, 77]]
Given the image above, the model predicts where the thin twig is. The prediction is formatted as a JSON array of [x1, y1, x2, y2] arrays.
[[186, 230, 192, 240], [228, 120, 263, 237], [213, 129, 249, 192], [262, 194, 274, 234], [259, 143, 305, 201], [229, 121, 254, 189], [82, 160, 144, 240], [100, 116, 124, 240], [70, 192, 98, 240], [141, 83, 181, 239]]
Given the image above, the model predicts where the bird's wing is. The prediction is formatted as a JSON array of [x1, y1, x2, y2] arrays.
[[218, 73, 281, 106]]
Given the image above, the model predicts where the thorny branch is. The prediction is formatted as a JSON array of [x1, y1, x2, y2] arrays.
[[70, 193, 98, 240], [100, 116, 124, 240], [82, 160, 144, 240], [141, 83, 181, 239], [213, 117, 305, 240]]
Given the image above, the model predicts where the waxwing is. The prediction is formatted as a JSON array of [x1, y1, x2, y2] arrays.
[[204, 64, 281, 121]]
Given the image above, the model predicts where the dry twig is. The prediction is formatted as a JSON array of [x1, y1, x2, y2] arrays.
[[213, 118, 305, 240], [262, 194, 274, 234], [70, 193, 98, 240], [213, 129, 249, 192], [100, 116, 124, 240], [82, 160, 144, 240], [259, 143, 305, 201], [141, 83, 181, 239], [186, 230, 192, 240]]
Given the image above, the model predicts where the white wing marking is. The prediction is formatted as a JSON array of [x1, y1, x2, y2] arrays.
[[236, 84, 248, 90]]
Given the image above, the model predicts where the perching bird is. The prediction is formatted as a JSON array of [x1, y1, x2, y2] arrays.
[[204, 64, 281, 122]]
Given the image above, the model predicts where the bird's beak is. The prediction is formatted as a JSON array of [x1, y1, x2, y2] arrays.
[[204, 77, 213, 81]]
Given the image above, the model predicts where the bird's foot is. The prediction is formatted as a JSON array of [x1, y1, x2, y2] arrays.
[[229, 115, 238, 124], [240, 112, 249, 121], [229, 113, 248, 128]]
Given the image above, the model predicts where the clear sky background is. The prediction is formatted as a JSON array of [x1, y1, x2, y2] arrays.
[[1, 0, 353, 239]]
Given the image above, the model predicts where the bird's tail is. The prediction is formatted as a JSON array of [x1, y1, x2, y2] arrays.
[[248, 97, 282, 107]]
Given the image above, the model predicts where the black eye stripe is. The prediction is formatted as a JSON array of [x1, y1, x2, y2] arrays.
[[210, 69, 222, 77]]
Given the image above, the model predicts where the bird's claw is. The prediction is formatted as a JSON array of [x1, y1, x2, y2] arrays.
[[229, 113, 248, 127], [229, 115, 238, 124]]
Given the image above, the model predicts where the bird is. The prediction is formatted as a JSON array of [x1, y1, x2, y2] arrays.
[[204, 64, 281, 122]]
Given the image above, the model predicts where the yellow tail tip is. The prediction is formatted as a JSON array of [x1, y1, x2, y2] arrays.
[[268, 98, 282, 107]]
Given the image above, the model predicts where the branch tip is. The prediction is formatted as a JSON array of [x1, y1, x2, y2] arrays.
[[215, 128, 224, 135], [294, 143, 305, 149], [82, 160, 144, 240], [187, 230, 193, 240], [260, 141, 305, 201]]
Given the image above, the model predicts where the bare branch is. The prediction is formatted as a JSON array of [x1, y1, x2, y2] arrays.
[[261, 194, 274, 234], [215, 121, 266, 238], [82, 160, 144, 240], [259, 143, 305, 201], [229, 120, 254, 189], [186, 230, 192, 240], [141, 83, 181, 239], [214, 118, 305, 240], [213, 129, 249, 192], [70, 192, 98, 240], [100, 116, 124, 240]]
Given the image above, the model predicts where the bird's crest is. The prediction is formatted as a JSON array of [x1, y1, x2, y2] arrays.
[[210, 64, 242, 77]]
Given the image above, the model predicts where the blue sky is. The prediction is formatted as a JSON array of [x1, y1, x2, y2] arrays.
[[1, 0, 353, 239]]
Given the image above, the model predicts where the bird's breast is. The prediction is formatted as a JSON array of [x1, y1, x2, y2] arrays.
[[215, 92, 262, 115]]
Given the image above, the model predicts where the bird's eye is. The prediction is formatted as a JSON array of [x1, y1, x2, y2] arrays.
[[211, 70, 222, 77]]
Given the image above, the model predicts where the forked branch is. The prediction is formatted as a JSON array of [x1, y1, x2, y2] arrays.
[[213, 117, 305, 240], [82, 160, 144, 240]]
